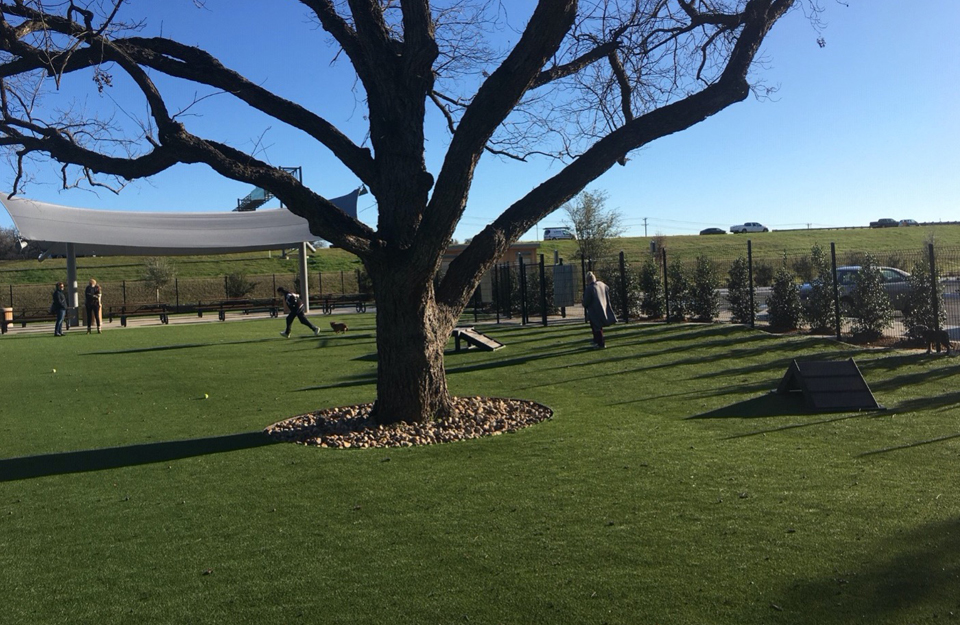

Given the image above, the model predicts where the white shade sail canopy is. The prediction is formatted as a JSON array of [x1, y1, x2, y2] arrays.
[[0, 190, 360, 257]]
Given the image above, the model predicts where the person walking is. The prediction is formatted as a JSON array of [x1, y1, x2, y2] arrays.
[[84, 278, 103, 334], [277, 286, 320, 338], [51, 282, 68, 337], [582, 271, 617, 348]]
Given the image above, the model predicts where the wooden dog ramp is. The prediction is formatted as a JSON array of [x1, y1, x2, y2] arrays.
[[776, 358, 882, 411], [451, 327, 504, 352]]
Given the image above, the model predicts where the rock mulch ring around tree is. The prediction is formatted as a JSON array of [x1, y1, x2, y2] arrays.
[[264, 396, 552, 449]]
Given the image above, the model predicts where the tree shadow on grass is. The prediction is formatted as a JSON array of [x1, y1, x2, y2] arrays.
[[0, 431, 277, 482], [773, 517, 960, 624], [82, 337, 278, 355]]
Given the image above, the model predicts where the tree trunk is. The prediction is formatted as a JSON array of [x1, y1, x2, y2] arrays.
[[369, 263, 459, 425]]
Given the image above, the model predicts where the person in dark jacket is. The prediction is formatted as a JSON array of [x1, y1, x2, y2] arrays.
[[51, 282, 68, 336], [582, 271, 617, 348], [84, 278, 103, 334], [277, 286, 320, 338]]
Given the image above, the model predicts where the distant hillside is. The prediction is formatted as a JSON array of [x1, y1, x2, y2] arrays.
[[4, 223, 960, 285]]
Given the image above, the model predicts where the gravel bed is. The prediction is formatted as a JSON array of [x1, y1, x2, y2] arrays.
[[265, 396, 552, 448]]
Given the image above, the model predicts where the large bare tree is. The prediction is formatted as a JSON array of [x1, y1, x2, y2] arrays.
[[0, 0, 804, 424]]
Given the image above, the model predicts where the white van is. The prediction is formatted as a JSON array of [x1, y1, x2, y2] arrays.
[[543, 227, 576, 240]]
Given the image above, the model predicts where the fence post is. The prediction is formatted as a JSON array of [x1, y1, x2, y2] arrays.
[[504, 263, 513, 319], [661, 247, 670, 323], [539, 254, 548, 327], [747, 240, 755, 329], [929, 243, 942, 344], [122, 280, 127, 306], [580, 255, 587, 302], [831, 242, 841, 340], [619, 250, 629, 324], [518, 255, 528, 325], [175, 278, 180, 311], [559, 258, 566, 318], [223, 275, 228, 298], [492, 265, 501, 324], [340, 271, 345, 294], [473, 286, 480, 324]]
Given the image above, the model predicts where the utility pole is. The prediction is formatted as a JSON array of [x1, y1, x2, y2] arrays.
[[643, 217, 648, 237]]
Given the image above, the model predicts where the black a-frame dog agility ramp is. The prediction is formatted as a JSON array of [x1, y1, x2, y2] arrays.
[[776, 358, 883, 411]]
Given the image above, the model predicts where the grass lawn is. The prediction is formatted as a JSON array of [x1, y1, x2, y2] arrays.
[[2, 316, 960, 624]]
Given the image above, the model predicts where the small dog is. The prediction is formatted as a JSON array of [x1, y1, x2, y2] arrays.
[[908, 325, 952, 354], [330, 321, 348, 334]]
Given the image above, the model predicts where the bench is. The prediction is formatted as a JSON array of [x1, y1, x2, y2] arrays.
[[107, 304, 170, 327], [205, 298, 280, 321], [313, 293, 372, 315], [4, 307, 75, 331]]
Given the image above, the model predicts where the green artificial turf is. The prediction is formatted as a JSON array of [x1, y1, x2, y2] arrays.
[[2, 317, 960, 624]]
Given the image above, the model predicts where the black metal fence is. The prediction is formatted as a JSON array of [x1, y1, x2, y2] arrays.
[[467, 241, 960, 346], [0, 269, 372, 325]]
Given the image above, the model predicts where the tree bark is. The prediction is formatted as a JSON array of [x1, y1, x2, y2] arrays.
[[369, 260, 459, 425]]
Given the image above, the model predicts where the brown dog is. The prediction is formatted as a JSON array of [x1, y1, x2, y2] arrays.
[[330, 321, 348, 334], [909, 325, 952, 354]]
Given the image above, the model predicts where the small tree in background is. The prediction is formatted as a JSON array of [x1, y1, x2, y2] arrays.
[[903, 251, 945, 332], [564, 190, 625, 262], [666, 258, 689, 322], [689, 254, 720, 322], [766, 254, 803, 330], [726, 256, 756, 325], [142, 257, 177, 305], [639, 256, 665, 319], [850, 255, 892, 340], [753, 260, 775, 287], [803, 243, 836, 332], [225, 272, 258, 299]]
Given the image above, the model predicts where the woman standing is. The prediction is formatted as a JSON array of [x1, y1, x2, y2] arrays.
[[582, 271, 617, 348], [84, 278, 103, 334], [51, 282, 68, 336]]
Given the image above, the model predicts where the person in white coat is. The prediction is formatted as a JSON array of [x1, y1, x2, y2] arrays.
[[582, 271, 618, 348]]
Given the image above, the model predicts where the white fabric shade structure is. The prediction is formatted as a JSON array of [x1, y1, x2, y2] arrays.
[[0, 189, 361, 319], [0, 190, 359, 257]]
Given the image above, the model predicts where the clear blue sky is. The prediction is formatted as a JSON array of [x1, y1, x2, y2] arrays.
[[2, 0, 957, 241]]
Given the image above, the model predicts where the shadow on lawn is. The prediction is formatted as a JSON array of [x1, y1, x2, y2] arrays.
[[82, 337, 278, 355], [0, 431, 277, 482], [775, 517, 960, 623]]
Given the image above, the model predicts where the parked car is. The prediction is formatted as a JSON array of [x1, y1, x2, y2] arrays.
[[899, 219, 920, 227], [730, 222, 769, 234], [869, 218, 898, 228], [699, 227, 726, 235], [799, 265, 912, 312], [543, 227, 576, 240]]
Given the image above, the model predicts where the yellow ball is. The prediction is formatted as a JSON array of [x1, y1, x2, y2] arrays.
[[52, 368, 57, 373], [204, 393, 209, 399]]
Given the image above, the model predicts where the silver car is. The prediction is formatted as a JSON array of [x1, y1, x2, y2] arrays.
[[799, 266, 912, 312]]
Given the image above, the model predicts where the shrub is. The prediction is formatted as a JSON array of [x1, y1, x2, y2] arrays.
[[753, 260, 774, 287], [666, 257, 689, 322], [850, 254, 892, 339], [903, 251, 945, 332], [765, 254, 803, 330], [225, 272, 258, 299], [638, 256, 665, 318], [726, 256, 756, 325], [803, 243, 836, 332], [689, 254, 721, 322]]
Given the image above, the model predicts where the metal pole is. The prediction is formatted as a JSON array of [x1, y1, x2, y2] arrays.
[[747, 240, 755, 329], [493, 264, 501, 324], [831, 242, 841, 340], [518, 255, 528, 325], [930, 243, 942, 346], [539, 254, 548, 326], [662, 247, 670, 323], [619, 250, 629, 323]]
